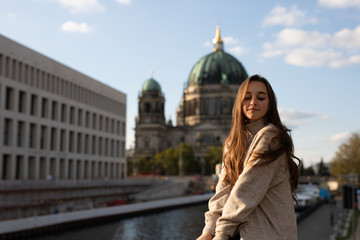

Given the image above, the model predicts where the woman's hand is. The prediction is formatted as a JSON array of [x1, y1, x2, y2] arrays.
[[196, 233, 214, 240]]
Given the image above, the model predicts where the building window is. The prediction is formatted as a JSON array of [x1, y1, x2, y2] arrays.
[[61, 103, 67, 122], [41, 97, 49, 118], [68, 159, 74, 179], [98, 137, 103, 156], [111, 139, 114, 157], [60, 158, 65, 179], [18, 62, 23, 82], [122, 122, 126, 136], [77, 132, 82, 153], [50, 158, 56, 179], [121, 141, 125, 158], [51, 101, 58, 120], [28, 156, 36, 180], [15, 155, 24, 180], [69, 131, 74, 152], [92, 136, 96, 155], [3, 118, 12, 146], [116, 140, 120, 157], [78, 109, 83, 126], [92, 113, 97, 129], [99, 116, 103, 131], [2, 154, 11, 180], [5, 87, 14, 110], [117, 121, 120, 135], [69, 106, 75, 124], [30, 94, 38, 116], [85, 111, 90, 128], [76, 160, 81, 179], [18, 90, 26, 113], [17, 121, 25, 147], [60, 129, 66, 152], [40, 157, 46, 179], [50, 127, 57, 151], [111, 119, 115, 133], [29, 123, 37, 148], [40, 125, 47, 150], [105, 138, 108, 156], [84, 134, 89, 154], [24, 64, 28, 84], [105, 117, 109, 132], [5, 57, 10, 78]]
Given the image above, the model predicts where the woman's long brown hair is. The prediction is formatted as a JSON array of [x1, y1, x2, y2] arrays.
[[223, 74, 301, 200]]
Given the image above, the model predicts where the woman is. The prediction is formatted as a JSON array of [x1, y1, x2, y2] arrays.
[[196, 74, 300, 240]]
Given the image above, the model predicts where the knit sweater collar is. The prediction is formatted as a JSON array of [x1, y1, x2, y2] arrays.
[[245, 118, 266, 137]]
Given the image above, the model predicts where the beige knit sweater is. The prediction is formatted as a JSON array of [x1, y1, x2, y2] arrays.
[[202, 119, 297, 240]]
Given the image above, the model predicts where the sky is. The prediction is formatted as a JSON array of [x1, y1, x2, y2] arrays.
[[1, 0, 359, 168]]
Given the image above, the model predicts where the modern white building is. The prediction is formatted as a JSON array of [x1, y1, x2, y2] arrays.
[[0, 34, 127, 181]]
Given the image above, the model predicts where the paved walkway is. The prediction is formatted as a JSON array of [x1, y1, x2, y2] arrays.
[[297, 201, 344, 240]]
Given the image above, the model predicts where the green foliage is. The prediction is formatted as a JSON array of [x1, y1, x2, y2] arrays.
[[138, 155, 152, 173], [153, 147, 178, 175], [126, 157, 133, 176], [204, 146, 223, 175], [152, 143, 199, 175], [331, 133, 360, 180], [178, 143, 200, 175]]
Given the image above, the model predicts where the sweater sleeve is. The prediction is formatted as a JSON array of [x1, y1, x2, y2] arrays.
[[213, 129, 281, 240], [202, 164, 232, 236]]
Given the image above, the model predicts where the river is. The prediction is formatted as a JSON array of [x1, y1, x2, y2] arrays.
[[32, 203, 208, 240]]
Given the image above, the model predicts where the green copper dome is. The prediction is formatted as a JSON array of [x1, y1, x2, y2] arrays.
[[188, 50, 248, 86], [142, 78, 162, 92]]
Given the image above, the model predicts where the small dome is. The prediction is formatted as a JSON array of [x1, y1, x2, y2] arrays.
[[188, 50, 248, 86], [142, 78, 162, 92]]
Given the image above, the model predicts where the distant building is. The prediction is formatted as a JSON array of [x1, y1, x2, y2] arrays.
[[134, 26, 248, 173], [0, 34, 127, 181]]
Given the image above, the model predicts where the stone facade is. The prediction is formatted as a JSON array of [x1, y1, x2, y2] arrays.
[[0, 34, 127, 181]]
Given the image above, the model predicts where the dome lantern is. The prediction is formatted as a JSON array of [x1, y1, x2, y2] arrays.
[[187, 26, 248, 86], [212, 25, 224, 52]]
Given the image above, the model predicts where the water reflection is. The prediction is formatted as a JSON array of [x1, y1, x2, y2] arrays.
[[33, 204, 208, 240]]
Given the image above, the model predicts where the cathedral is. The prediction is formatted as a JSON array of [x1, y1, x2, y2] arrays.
[[134, 26, 248, 174]]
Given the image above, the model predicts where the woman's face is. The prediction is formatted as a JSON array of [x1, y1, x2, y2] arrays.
[[242, 81, 269, 123]]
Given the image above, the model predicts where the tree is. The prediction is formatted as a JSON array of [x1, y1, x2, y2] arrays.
[[127, 157, 133, 176], [152, 144, 199, 175], [304, 166, 316, 176], [178, 143, 200, 175], [153, 147, 178, 175], [137, 156, 152, 173], [299, 162, 305, 176], [331, 133, 360, 180], [317, 158, 330, 177], [204, 146, 223, 175]]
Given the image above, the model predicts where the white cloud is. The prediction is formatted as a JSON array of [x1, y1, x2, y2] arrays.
[[332, 26, 360, 49], [285, 48, 343, 67], [116, 0, 131, 4], [329, 131, 352, 143], [279, 109, 325, 128], [5, 12, 16, 19], [228, 46, 246, 56], [222, 36, 239, 45], [318, 0, 360, 9], [58, 0, 106, 14], [262, 26, 360, 68], [61, 21, 93, 33], [262, 5, 316, 27]]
